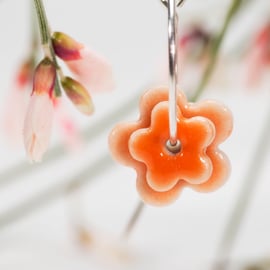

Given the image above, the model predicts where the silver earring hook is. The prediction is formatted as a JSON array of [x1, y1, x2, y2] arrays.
[[161, 0, 185, 8], [167, 0, 179, 148]]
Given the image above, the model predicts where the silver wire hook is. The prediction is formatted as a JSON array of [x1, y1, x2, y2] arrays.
[[161, 0, 185, 8], [167, 0, 179, 148]]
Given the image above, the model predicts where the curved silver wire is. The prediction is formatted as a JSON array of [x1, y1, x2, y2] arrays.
[[161, 0, 185, 7], [167, 0, 178, 147]]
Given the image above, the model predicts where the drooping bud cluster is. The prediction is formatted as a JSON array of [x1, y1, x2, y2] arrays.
[[22, 31, 114, 162]]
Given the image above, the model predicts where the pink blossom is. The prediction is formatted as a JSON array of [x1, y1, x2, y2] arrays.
[[54, 99, 83, 152], [23, 93, 54, 162], [65, 47, 115, 93], [23, 58, 56, 162]]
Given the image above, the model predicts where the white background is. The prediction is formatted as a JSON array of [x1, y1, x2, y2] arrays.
[[0, 0, 270, 269]]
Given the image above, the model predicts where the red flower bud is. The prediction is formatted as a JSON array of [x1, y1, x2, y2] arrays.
[[52, 32, 83, 61]]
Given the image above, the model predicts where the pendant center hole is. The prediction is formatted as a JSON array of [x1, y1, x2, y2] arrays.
[[166, 139, 181, 154]]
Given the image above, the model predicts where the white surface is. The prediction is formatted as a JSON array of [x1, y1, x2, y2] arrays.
[[0, 0, 270, 269]]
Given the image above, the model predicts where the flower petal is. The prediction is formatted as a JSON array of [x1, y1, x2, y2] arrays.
[[66, 47, 115, 93], [136, 165, 186, 206], [129, 101, 215, 192], [23, 93, 54, 162]]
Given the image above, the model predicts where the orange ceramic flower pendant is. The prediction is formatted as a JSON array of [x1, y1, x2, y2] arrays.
[[109, 87, 233, 206]]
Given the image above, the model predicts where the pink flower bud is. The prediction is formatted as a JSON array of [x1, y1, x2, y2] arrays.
[[33, 58, 56, 96], [52, 32, 115, 92], [23, 58, 56, 162], [61, 76, 94, 115]]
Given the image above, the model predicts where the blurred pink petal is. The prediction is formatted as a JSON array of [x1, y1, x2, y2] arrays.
[[54, 99, 83, 152], [244, 22, 270, 87], [66, 47, 115, 93], [2, 87, 30, 144], [1, 59, 33, 144], [23, 93, 54, 162], [245, 48, 265, 87], [15, 59, 34, 88], [52, 31, 115, 93]]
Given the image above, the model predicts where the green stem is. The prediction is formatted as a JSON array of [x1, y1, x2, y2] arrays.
[[213, 105, 270, 270], [33, 0, 61, 96], [123, 201, 145, 239], [31, 1, 39, 52], [0, 154, 113, 230], [27, 3, 39, 68], [191, 0, 244, 102], [33, 0, 50, 45]]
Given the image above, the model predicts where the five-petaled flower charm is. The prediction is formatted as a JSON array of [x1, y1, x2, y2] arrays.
[[109, 87, 233, 206]]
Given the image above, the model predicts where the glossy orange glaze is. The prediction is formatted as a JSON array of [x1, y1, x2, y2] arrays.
[[108, 87, 233, 206], [129, 102, 215, 192]]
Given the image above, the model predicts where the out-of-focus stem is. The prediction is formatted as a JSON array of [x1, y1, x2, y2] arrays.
[[191, 0, 244, 102], [212, 104, 270, 270], [0, 154, 112, 230], [123, 201, 145, 239]]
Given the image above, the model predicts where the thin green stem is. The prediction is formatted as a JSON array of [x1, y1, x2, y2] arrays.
[[191, 0, 244, 102], [212, 104, 270, 270], [0, 154, 113, 230], [27, 2, 39, 68], [33, 0, 50, 45], [123, 201, 145, 239], [33, 0, 61, 96]]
